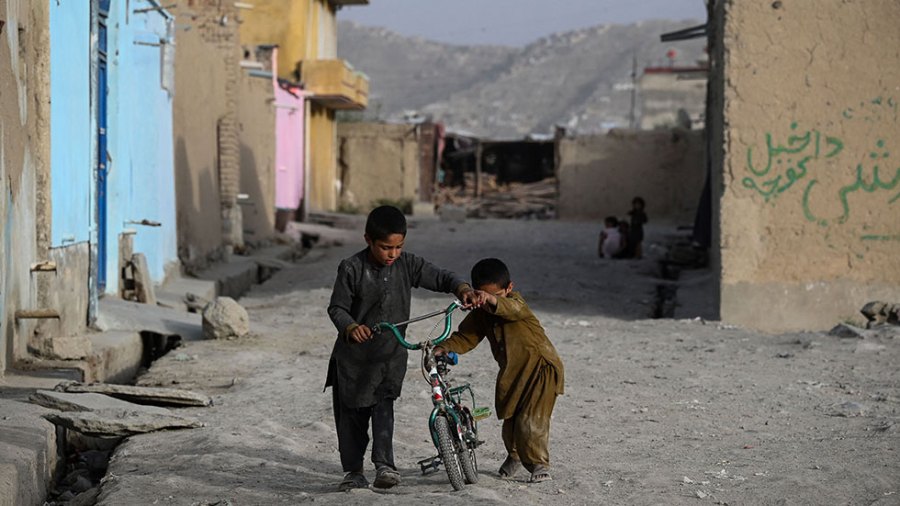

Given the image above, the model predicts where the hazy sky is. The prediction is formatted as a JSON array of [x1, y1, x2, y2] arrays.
[[338, 0, 707, 47]]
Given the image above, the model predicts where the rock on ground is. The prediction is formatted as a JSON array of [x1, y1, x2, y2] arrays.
[[202, 297, 250, 340]]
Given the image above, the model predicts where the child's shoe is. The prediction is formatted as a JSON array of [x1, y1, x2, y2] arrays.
[[373, 466, 401, 488], [338, 471, 368, 491]]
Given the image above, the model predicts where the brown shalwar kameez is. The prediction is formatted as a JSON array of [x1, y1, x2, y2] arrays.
[[440, 292, 564, 471]]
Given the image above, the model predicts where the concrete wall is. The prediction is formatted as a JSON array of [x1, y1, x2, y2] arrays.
[[105, 3, 178, 291], [0, 0, 51, 373], [238, 71, 277, 241], [712, 0, 900, 332], [558, 129, 705, 224], [337, 122, 420, 212]]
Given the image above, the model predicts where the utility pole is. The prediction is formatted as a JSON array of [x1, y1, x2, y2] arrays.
[[629, 54, 638, 130]]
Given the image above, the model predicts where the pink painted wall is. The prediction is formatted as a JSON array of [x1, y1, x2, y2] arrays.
[[273, 82, 306, 210]]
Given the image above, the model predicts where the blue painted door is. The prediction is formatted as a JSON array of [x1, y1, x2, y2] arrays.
[[96, 0, 111, 292]]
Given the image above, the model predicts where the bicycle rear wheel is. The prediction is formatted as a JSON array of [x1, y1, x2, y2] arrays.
[[435, 415, 465, 491], [460, 442, 478, 484]]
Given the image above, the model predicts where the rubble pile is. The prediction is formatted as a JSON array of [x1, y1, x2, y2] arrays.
[[434, 174, 557, 220]]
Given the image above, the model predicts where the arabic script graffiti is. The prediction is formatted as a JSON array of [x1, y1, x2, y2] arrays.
[[743, 122, 843, 201]]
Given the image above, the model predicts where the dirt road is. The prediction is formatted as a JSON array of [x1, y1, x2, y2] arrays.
[[97, 218, 899, 505]]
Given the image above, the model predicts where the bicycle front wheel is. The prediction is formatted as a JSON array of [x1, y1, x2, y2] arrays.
[[435, 415, 465, 491]]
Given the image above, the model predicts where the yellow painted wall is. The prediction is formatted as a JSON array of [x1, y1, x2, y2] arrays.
[[309, 104, 337, 211], [239, 0, 337, 80]]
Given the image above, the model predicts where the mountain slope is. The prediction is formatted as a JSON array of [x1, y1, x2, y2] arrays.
[[338, 20, 706, 137]]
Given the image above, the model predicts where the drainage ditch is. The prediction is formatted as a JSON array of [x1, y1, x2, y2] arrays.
[[652, 239, 708, 319], [44, 331, 182, 505]]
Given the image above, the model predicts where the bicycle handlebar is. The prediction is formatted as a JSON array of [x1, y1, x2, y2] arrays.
[[373, 301, 462, 350]]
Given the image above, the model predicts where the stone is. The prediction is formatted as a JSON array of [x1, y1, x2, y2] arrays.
[[202, 296, 250, 340], [828, 323, 867, 339], [43, 410, 203, 438], [69, 487, 101, 506], [39, 335, 93, 360], [860, 301, 900, 328], [58, 382, 212, 407]]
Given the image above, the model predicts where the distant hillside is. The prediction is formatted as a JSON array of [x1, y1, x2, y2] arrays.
[[338, 20, 707, 138]]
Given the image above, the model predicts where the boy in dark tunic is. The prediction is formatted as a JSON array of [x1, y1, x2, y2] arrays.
[[326, 206, 480, 491], [437, 258, 564, 483]]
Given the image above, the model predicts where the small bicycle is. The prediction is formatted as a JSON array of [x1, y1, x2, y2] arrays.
[[374, 301, 491, 491]]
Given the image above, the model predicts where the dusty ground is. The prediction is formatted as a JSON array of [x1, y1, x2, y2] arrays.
[[96, 218, 899, 505]]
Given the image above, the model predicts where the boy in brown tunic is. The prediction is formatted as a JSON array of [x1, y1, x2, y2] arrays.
[[437, 258, 564, 483]]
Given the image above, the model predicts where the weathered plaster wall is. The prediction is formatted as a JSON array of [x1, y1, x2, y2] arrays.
[[238, 71, 277, 241], [171, 4, 231, 268], [337, 122, 420, 212], [715, 0, 900, 331], [558, 129, 705, 224], [0, 0, 51, 373]]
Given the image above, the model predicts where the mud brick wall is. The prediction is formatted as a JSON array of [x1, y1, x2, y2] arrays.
[[173, 1, 242, 267], [557, 129, 705, 224], [710, 0, 900, 331], [0, 0, 52, 373], [337, 122, 421, 213]]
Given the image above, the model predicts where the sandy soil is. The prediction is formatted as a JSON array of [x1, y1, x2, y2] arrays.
[[97, 218, 899, 505]]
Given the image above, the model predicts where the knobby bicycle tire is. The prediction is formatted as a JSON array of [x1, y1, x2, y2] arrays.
[[435, 415, 465, 491], [460, 440, 478, 484]]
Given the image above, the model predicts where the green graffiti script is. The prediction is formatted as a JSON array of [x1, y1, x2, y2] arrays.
[[743, 122, 843, 201], [802, 139, 900, 226]]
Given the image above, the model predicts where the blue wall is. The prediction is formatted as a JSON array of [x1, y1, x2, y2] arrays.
[[105, 0, 177, 292], [49, 0, 92, 247]]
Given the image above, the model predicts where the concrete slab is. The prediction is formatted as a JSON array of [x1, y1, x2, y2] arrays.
[[0, 399, 59, 506], [155, 275, 216, 312], [97, 298, 202, 341], [195, 246, 296, 299], [196, 256, 258, 299], [60, 383, 212, 407], [85, 331, 144, 384], [43, 410, 202, 438], [285, 221, 359, 247], [29, 391, 170, 416]]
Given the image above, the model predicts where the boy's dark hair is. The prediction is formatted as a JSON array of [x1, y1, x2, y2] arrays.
[[632, 196, 645, 208], [366, 205, 407, 241], [604, 216, 619, 227], [471, 258, 511, 289]]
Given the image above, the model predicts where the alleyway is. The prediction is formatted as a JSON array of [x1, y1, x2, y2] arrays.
[[94, 218, 899, 505]]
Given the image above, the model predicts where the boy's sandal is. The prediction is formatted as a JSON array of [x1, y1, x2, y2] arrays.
[[339, 471, 369, 492], [528, 466, 552, 483], [498, 456, 521, 479], [372, 466, 401, 489]]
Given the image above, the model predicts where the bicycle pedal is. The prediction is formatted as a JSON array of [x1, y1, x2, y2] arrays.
[[418, 456, 441, 475], [472, 407, 492, 421]]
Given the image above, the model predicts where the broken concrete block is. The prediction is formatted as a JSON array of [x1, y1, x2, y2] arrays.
[[58, 382, 212, 407], [43, 410, 202, 438], [39, 335, 93, 360], [202, 296, 250, 340]]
